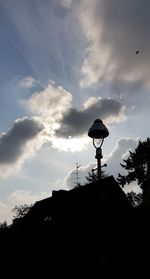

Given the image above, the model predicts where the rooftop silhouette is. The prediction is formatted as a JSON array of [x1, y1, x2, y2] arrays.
[[0, 176, 149, 278]]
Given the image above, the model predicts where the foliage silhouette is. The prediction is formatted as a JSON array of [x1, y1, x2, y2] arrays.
[[12, 203, 33, 220], [126, 191, 142, 207], [0, 221, 8, 231], [117, 138, 150, 205], [85, 169, 107, 183]]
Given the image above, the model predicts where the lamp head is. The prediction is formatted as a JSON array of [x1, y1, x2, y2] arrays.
[[88, 119, 109, 139]]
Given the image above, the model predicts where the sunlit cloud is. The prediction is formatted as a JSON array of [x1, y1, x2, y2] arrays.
[[51, 137, 90, 152], [27, 80, 126, 151], [63, 162, 97, 189], [28, 80, 72, 123], [105, 138, 138, 178]]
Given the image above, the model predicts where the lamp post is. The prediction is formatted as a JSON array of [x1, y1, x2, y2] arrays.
[[88, 119, 109, 180]]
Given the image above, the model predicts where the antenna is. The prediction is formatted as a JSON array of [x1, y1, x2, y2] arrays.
[[72, 163, 82, 187]]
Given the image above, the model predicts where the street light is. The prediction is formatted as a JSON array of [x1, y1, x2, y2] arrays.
[[88, 119, 109, 180]]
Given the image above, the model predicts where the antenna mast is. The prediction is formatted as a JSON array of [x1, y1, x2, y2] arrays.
[[72, 163, 82, 187]]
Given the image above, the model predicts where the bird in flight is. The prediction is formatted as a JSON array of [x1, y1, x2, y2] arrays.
[[136, 50, 139, 55]]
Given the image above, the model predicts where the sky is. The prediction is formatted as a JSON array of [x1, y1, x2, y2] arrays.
[[0, 0, 149, 223]]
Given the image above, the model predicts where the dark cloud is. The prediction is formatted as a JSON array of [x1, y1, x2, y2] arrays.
[[0, 117, 43, 165], [56, 97, 124, 137]]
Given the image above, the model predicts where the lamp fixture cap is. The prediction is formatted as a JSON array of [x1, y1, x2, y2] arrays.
[[88, 119, 109, 139]]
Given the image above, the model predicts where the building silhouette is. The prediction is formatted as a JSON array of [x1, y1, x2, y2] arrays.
[[0, 176, 149, 278]]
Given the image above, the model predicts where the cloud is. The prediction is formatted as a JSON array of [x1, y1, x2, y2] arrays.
[[27, 81, 126, 150], [0, 80, 126, 177], [20, 76, 37, 88], [63, 162, 97, 189], [105, 138, 138, 178], [27, 81, 125, 140], [0, 201, 12, 224], [27, 81, 93, 150], [51, 137, 90, 152], [2, 81, 126, 177], [56, 96, 125, 137], [104, 138, 142, 192], [7, 190, 48, 206], [79, 0, 150, 88], [0, 117, 44, 177], [61, 0, 72, 9], [28, 81, 72, 124]]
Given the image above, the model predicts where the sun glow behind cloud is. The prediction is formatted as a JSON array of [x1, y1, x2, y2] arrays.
[[51, 136, 90, 152], [0, 77, 126, 178], [26, 79, 126, 152]]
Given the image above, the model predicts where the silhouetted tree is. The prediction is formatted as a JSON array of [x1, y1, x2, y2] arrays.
[[117, 138, 150, 205], [126, 191, 142, 207], [0, 221, 8, 231], [12, 204, 33, 220], [86, 170, 107, 183]]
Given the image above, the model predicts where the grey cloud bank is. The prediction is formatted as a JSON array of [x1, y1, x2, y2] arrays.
[[56, 97, 124, 137], [0, 81, 126, 177], [0, 117, 44, 177], [80, 0, 150, 88], [27, 82, 125, 139], [0, 117, 43, 164]]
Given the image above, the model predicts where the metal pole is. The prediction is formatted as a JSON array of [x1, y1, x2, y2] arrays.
[[95, 147, 103, 180], [97, 150, 101, 180]]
